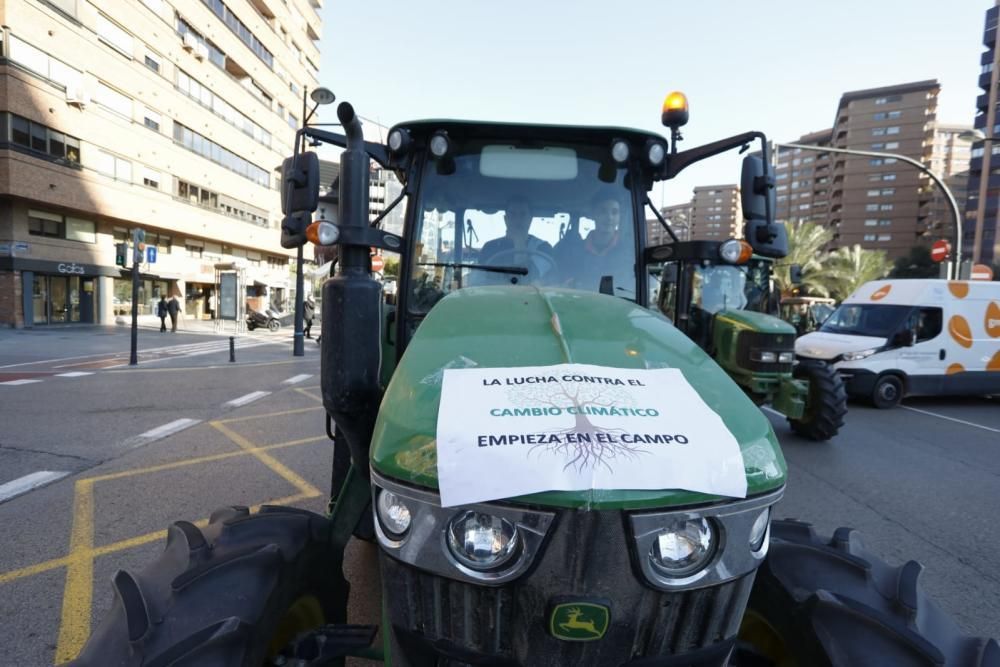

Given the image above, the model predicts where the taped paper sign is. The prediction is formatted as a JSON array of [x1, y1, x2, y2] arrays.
[[435, 363, 746, 506]]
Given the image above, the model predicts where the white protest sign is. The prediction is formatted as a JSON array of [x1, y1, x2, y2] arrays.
[[435, 363, 747, 507]]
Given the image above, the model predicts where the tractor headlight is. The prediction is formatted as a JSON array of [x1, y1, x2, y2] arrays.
[[842, 348, 878, 362], [749, 508, 770, 552], [447, 511, 520, 570], [611, 139, 630, 163], [648, 518, 717, 578], [376, 489, 412, 538], [646, 140, 667, 166], [778, 351, 795, 364], [429, 131, 451, 158], [751, 350, 778, 363], [718, 239, 743, 263], [317, 221, 339, 246]]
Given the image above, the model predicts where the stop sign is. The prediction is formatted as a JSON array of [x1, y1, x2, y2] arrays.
[[971, 263, 994, 281], [370, 254, 385, 273], [930, 239, 950, 263]]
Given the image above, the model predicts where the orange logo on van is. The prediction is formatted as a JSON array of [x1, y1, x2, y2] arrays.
[[948, 282, 969, 299], [946, 363, 966, 375], [870, 284, 892, 301], [948, 315, 974, 349], [986, 302, 1000, 338], [988, 351, 1000, 372]]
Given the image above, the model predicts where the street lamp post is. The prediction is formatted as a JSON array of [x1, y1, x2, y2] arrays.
[[775, 142, 963, 279]]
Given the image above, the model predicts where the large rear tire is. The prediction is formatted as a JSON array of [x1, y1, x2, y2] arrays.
[[740, 519, 1000, 667], [787, 363, 847, 441], [68, 505, 349, 667]]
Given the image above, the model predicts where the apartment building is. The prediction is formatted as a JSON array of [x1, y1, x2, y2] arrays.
[[826, 80, 940, 259], [689, 185, 741, 241], [646, 201, 693, 245], [0, 0, 321, 328], [965, 0, 1000, 265], [772, 129, 832, 226]]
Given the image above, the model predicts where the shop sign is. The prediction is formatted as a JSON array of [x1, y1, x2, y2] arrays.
[[57, 263, 86, 275]]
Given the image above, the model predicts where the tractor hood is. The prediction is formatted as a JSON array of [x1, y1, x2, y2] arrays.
[[716, 308, 797, 335], [370, 286, 786, 509]]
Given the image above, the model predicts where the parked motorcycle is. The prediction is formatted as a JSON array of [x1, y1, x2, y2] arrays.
[[246, 306, 281, 332]]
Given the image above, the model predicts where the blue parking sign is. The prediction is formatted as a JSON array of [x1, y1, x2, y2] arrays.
[[147, 246, 157, 263]]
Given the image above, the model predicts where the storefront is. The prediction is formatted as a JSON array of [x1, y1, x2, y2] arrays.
[[185, 282, 216, 320], [113, 275, 177, 316], [2, 258, 118, 327]]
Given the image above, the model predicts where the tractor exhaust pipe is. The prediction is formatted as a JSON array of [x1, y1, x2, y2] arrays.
[[321, 102, 382, 478]]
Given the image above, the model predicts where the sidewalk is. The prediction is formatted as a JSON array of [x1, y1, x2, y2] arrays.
[[127, 314, 321, 338]]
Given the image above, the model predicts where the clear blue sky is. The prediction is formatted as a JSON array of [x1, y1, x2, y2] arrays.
[[318, 0, 986, 206]]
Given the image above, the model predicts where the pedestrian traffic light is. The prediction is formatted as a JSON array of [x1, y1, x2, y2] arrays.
[[115, 243, 127, 266]]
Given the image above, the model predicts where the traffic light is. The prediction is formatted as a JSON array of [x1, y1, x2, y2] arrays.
[[115, 243, 127, 266]]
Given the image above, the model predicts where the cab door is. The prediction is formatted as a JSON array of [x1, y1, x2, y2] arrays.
[[897, 306, 945, 395]]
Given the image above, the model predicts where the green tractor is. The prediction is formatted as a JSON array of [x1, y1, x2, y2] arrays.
[[70, 95, 998, 666], [652, 240, 847, 441]]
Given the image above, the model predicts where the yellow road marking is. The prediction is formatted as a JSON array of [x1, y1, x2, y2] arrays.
[[211, 422, 322, 497], [55, 479, 94, 663], [89, 436, 326, 483], [215, 405, 322, 424], [294, 387, 324, 403]]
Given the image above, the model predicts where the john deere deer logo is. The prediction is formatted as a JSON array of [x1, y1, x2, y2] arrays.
[[550, 602, 610, 641]]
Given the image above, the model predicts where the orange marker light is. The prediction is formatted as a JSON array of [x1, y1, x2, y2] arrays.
[[661, 91, 690, 129], [305, 221, 321, 245], [737, 241, 753, 264]]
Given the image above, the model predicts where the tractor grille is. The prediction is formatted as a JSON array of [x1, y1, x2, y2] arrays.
[[381, 508, 755, 666], [736, 331, 795, 373]]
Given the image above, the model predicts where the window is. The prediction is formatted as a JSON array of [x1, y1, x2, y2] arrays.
[[863, 233, 877, 241], [914, 308, 943, 342], [5, 113, 81, 164], [142, 167, 162, 189], [185, 242, 204, 258], [872, 127, 886, 136], [144, 53, 161, 73], [201, 0, 274, 68], [175, 68, 271, 148], [870, 158, 883, 166], [172, 122, 269, 186], [887, 110, 902, 119], [141, 0, 165, 12], [880, 204, 894, 211], [867, 189, 881, 197], [96, 14, 134, 56], [881, 188, 895, 196], [885, 141, 899, 150], [7, 35, 83, 89], [65, 217, 96, 243], [883, 173, 896, 181], [873, 112, 887, 120], [878, 220, 891, 227], [145, 232, 172, 253], [865, 219, 878, 226], [865, 203, 879, 211], [95, 149, 132, 182], [28, 210, 64, 238], [95, 82, 133, 117], [877, 234, 891, 241], [871, 143, 885, 149], [141, 106, 162, 131], [886, 126, 901, 135]]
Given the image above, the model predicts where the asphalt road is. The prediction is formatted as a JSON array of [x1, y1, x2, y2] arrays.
[[0, 327, 997, 664]]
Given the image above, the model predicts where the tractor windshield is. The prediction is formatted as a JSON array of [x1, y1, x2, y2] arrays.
[[408, 140, 637, 312]]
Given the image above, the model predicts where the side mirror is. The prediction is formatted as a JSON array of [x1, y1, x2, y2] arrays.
[[741, 155, 787, 258], [789, 264, 803, 285], [892, 328, 916, 347], [280, 152, 320, 216]]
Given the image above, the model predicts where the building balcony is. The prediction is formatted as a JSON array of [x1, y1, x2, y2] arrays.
[[981, 71, 994, 89], [977, 93, 991, 111], [247, 0, 276, 19], [985, 27, 996, 49]]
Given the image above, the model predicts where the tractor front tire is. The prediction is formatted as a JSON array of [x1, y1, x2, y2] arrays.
[[788, 362, 847, 441], [741, 519, 999, 667], [68, 505, 348, 667]]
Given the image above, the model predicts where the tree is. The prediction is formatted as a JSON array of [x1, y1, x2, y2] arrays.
[[825, 244, 892, 300], [773, 221, 838, 297], [383, 256, 400, 278], [890, 245, 939, 279]]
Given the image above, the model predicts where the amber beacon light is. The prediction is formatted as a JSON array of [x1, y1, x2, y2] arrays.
[[661, 91, 689, 129]]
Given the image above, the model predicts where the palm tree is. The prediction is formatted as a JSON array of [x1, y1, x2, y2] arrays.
[[773, 221, 837, 297], [824, 244, 892, 300]]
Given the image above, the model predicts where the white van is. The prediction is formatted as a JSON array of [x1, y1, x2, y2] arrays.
[[795, 279, 1000, 408]]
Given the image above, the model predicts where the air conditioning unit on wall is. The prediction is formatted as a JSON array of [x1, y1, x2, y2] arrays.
[[182, 32, 197, 51], [194, 43, 209, 61], [65, 84, 90, 108]]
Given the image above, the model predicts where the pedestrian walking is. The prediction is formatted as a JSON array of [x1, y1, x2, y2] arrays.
[[167, 295, 180, 332], [156, 296, 168, 332], [303, 297, 315, 339]]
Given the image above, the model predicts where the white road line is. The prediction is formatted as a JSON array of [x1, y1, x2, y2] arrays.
[[0, 471, 70, 503], [283, 374, 313, 385], [56, 372, 94, 378], [900, 406, 1000, 435], [225, 391, 271, 407], [139, 418, 202, 440], [0, 379, 43, 386]]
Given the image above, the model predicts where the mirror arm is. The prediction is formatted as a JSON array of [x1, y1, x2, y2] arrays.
[[301, 127, 392, 168], [661, 131, 764, 179], [644, 195, 679, 243]]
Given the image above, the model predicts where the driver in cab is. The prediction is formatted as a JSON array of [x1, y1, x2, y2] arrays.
[[476, 196, 555, 283], [555, 194, 632, 292]]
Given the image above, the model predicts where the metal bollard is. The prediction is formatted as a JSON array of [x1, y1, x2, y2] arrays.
[[229, 336, 235, 363]]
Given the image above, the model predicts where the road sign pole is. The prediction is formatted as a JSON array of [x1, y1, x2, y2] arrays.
[[129, 231, 140, 366]]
